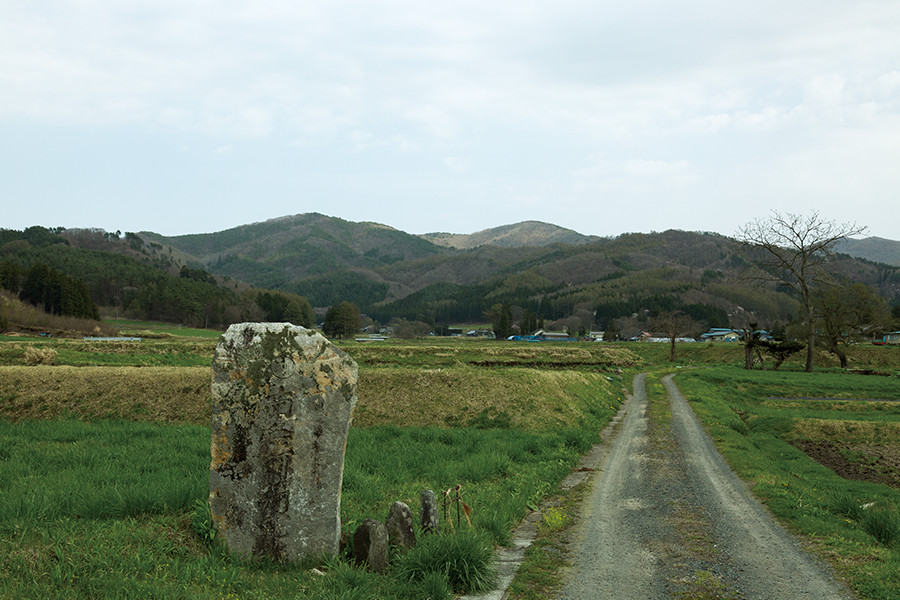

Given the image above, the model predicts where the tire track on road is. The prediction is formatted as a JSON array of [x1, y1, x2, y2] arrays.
[[559, 373, 852, 600]]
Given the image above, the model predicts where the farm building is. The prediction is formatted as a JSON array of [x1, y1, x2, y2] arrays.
[[699, 328, 741, 342], [699, 328, 774, 342]]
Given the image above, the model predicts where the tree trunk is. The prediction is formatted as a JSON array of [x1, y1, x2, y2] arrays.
[[744, 344, 754, 370], [755, 347, 766, 370], [670, 337, 676, 361], [830, 342, 848, 369], [805, 312, 815, 373]]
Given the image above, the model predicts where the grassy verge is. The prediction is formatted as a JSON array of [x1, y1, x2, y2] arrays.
[[675, 367, 900, 600], [505, 483, 589, 600], [0, 419, 612, 598]]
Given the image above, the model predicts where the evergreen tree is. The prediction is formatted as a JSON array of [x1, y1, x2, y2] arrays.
[[492, 303, 513, 339], [323, 301, 361, 338], [256, 291, 314, 327]]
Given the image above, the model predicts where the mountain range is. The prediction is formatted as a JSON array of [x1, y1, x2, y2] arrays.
[[134, 213, 899, 329], [3, 214, 897, 335]]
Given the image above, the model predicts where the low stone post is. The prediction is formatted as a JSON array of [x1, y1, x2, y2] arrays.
[[352, 519, 390, 573], [421, 489, 440, 533], [386, 501, 416, 549], [209, 322, 358, 563]]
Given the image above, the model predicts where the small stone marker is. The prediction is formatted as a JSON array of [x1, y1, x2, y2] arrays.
[[352, 518, 390, 573], [209, 322, 358, 563], [420, 489, 440, 533], [385, 501, 416, 549]]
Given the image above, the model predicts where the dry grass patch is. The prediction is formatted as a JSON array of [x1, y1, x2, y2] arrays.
[[355, 367, 614, 430], [0, 290, 117, 337], [0, 364, 618, 432], [792, 419, 900, 445], [0, 366, 210, 424], [24, 347, 57, 365]]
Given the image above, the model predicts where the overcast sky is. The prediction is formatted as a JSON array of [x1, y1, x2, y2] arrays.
[[2, 1, 899, 240]]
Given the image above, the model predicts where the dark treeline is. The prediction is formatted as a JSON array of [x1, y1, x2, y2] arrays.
[[594, 294, 729, 329], [2, 261, 99, 320], [367, 281, 560, 326]]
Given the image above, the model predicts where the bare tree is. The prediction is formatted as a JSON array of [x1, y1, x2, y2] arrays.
[[651, 311, 696, 361], [737, 211, 866, 372]]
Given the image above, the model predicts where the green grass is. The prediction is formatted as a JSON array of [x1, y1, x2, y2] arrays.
[[0, 420, 208, 525], [674, 367, 900, 600]]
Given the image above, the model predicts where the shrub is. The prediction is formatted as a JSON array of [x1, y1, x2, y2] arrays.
[[394, 529, 496, 594], [24, 347, 57, 365]]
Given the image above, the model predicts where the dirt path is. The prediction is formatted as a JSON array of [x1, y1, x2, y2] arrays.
[[559, 373, 853, 600]]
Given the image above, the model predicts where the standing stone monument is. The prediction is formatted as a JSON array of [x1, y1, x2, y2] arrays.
[[209, 322, 358, 562]]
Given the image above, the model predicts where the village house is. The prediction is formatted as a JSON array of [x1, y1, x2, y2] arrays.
[[699, 328, 741, 342], [880, 331, 900, 344]]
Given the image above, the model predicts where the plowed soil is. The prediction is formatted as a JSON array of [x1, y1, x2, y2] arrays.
[[792, 440, 900, 489]]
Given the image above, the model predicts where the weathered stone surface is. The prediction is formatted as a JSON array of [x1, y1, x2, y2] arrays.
[[209, 322, 358, 563], [352, 518, 390, 573], [385, 501, 416, 549], [420, 489, 440, 533]]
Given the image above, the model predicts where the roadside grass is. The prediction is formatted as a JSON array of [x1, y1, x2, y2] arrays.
[[0, 366, 623, 598], [674, 367, 900, 600], [505, 483, 589, 600], [0, 419, 613, 599]]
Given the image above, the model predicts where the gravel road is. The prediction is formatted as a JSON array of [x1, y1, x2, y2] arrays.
[[558, 373, 853, 600]]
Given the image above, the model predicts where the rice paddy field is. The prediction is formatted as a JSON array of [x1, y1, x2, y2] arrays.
[[0, 328, 898, 599]]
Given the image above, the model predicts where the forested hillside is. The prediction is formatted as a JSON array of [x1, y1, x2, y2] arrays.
[[134, 215, 900, 337], [0, 227, 313, 331], [836, 236, 900, 266], [3, 216, 898, 339]]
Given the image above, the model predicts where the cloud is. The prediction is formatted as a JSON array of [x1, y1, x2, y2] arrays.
[[443, 156, 469, 172], [2, 0, 900, 238]]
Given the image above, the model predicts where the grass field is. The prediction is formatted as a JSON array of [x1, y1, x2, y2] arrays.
[[104, 318, 225, 340]]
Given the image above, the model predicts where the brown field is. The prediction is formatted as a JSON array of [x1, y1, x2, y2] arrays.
[[791, 417, 900, 489], [0, 365, 621, 431]]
